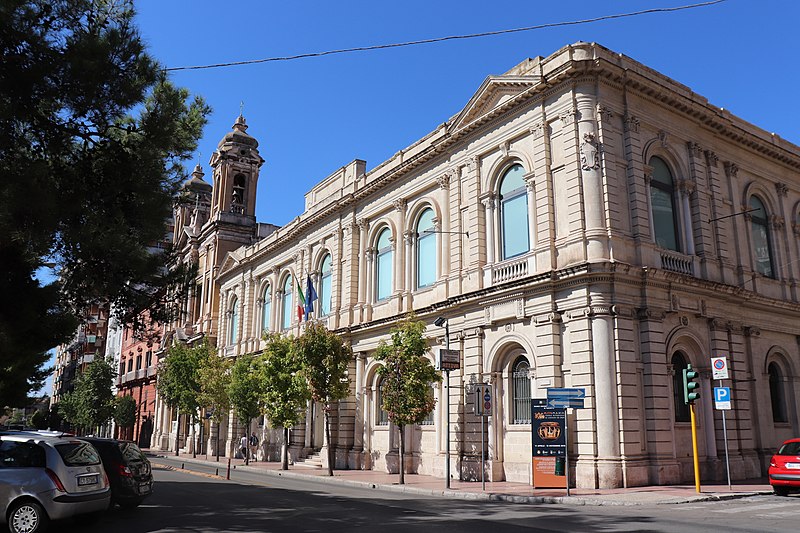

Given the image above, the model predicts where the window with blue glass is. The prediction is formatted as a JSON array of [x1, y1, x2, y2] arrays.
[[261, 284, 271, 333], [499, 164, 529, 259], [750, 196, 774, 278], [320, 254, 332, 316], [416, 208, 436, 289], [376, 228, 393, 301], [229, 296, 239, 345], [649, 156, 680, 252], [281, 275, 293, 329]]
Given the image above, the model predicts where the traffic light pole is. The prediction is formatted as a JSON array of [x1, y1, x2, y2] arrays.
[[690, 402, 701, 493]]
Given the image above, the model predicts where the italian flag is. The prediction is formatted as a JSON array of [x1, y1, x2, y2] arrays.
[[296, 278, 305, 321]]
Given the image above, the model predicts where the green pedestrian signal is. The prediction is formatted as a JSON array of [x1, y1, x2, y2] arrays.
[[683, 364, 700, 404]]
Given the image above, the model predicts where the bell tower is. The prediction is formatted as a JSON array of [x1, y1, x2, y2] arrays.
[[209, 114, 265, 220]]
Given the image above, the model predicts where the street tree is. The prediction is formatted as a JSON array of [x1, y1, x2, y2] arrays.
[[0, 0, 209, 407], [157, 342, 206, 457], [375, 317, 442, 484], [295, 322, 352, 476], [29, 409, 47, 430], [228, 354, 263, 465], [114, 395, 137, 439], [58, 356, 117, 435], [197, 348, 232, 461], [259, 333, 309, 470]]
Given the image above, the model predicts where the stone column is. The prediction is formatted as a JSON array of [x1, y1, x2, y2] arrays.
[[481, 194, 496, 265], [404, 230, 414, 298], [590, 304, 622, 488], [524, 172, 536, 254], [357, 219, 368, 306], [575, 82, 608, 260]]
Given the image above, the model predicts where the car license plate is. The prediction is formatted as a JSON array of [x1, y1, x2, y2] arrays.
[[139, 482, 151, 493], [786, 462, 800, 469], [78, 474, 99, 486]]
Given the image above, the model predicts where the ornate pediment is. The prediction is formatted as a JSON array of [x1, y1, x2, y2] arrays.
[[449, 76, 540, 132]]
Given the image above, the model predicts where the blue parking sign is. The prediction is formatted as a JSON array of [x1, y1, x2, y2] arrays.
[[714, 387, 731, 410]]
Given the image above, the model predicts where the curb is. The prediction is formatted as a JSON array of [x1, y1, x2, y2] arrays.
[[148, 454, 770, 507]]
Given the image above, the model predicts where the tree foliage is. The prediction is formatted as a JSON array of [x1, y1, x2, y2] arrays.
[[113, 394, 137, 430], [0, 0, 209, 406], [294, 322, 352, 475], [375, 317, 441, 484], [197, 348, 232, 460], [58, 356, 117, 433], [228, 354, 262, 465], [157, 342, 206, 417], [259, 333, 309, 469], [29, 409, 47, 430]]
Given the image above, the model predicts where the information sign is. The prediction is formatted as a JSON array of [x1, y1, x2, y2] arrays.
[[714, 387, 732, 410], [438, 348, 460, 371]]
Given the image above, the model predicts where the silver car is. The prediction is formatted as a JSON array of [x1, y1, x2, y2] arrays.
[[1, 432, 111, 533]]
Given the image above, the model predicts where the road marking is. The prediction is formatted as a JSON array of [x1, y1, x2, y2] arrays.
[[712, 503, 790, 514]]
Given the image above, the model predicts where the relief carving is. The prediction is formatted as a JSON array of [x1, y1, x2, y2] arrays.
[[530, 121, 545, 139], [580, 132, 600, 171], [559, 108, 577, 127], [658, 130, 669, 147], [775, 182, 788, 197], [724, 162, 739, 179], [623, 114, 640, 133]]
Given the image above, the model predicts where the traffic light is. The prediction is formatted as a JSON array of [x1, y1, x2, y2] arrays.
[[683, 364, 700, 404]]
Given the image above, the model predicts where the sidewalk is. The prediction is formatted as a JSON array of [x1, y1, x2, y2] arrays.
[[146, 451, 773, 506]]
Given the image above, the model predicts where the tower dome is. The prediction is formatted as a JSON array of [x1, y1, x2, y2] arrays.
[[217, 114, 258, 150]]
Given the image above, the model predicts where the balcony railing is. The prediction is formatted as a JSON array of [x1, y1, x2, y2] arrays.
[[660, 250, 694, 276], [492, 256, 529, 284]]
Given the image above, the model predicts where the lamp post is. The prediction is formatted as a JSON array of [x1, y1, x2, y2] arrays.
[[434, 316, 451, 490]]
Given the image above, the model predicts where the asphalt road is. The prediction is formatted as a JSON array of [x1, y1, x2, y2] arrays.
[[50, 459, 800, 533]]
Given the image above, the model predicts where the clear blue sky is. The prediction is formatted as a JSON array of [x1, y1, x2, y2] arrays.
[[134, 0, 800, 228]]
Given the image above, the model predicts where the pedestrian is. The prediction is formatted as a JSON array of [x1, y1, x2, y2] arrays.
[[249, 432, 259, 462], [239, 433, 248, 462]]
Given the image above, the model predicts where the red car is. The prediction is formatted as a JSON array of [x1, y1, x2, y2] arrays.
[[769, 438, 800, 496]]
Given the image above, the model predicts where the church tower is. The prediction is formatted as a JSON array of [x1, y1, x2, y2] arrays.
[[209, 114, 264, 221]]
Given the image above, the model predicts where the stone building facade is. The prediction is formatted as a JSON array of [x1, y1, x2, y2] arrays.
[[155, 42, 800, 489]]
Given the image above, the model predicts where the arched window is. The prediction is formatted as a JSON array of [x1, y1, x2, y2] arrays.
[[377, 377, 389, 426], [511, 356, 531, 424], [319, 254, 332, 316], [376, 228, 393, 301], [229, 296, 239, 345], [281, 276, 293, 330], [769, 362, 788, 423], [261, 284, 271, 333], [416, 208, 436, 289], [232, 174, 246, 210], [671, 352, 690, 422], [499, 164, 529, 260], [750, 196, 774, 278], [649, 156, 680, 252]]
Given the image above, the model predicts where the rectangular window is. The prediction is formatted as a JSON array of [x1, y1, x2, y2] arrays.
[[321, 276, 332, 315], [512, 370, 531, 424], [55, 442, 101, 466], [651, 187, 679, 251], [502, 195, 529, 259], [417, 235, 436, 288], [377, 253, 393, 300], [752, 224, 773, 277]]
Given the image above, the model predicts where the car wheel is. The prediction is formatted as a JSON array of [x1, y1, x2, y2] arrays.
[[773, 486, 790, 497], [8, 500, 49, 533]]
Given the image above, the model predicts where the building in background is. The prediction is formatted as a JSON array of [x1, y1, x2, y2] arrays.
[[155, 42, 800, 489], [117, 314, 161, 448]]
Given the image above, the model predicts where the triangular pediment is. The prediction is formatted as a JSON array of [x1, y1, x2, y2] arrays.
[[218, 249, 244, 278], [449, 76, 540, 132]]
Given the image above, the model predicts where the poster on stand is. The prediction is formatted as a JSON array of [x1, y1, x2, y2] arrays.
[[531, 403, 566, 488]]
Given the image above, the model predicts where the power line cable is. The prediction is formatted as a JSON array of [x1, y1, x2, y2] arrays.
[[166, 0, 728, 72]]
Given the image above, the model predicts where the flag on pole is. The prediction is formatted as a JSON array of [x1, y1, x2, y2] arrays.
[[304, 275, 318, 320], [296, 277, 306, 322]]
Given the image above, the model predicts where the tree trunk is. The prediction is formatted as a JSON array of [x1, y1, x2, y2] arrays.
[[215, 420, 220, 462], [175, 413, 180, 457], [191, 414, 197, 458], [324, 408, 333, 476], [244, 418, 251, 465], [281, 426, 290, 470], [398, 424, 405, 485]]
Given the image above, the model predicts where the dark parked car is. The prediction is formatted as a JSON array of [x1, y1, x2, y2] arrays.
[[769, 438, 800, 496], [78, 438, 153, 509]]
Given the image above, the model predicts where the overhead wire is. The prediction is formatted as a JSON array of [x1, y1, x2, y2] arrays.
[[165, 0, 728, 72]]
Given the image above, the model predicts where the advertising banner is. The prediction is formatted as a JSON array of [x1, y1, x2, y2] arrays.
[[531, 402, 566, 489]]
